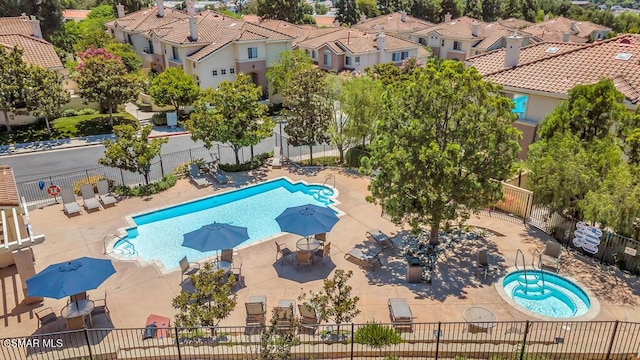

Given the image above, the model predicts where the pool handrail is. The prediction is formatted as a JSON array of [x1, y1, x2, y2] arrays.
[[515, 249, 528, 294]]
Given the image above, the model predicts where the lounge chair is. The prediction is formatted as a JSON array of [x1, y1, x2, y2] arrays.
[[344, 245, 382, 269], [276, 242, 294, 265], [475, 250, 491, 280], [179, 256, 200, 283], [143, 314, 170, 340], [60, 188, 81, 216], [246, 295, 267, 326], [272, 146, 282, 169], [313, 242, 331, 266], [80, 184, 100, 212], [540, 241, 563, 272], [298, 303, 321, 326], [189, 164, 210, 188], [366, 229, 394, 249], [388, 298, 413, 331], [96, 180, 117, 207], [275, 300, 296, 330]]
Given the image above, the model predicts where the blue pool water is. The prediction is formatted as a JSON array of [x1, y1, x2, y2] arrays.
[[503, 270, 590, 318], [113, 178, 336, 270]]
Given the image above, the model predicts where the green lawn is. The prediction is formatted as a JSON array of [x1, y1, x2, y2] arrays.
[[0, 112, 137, 145]]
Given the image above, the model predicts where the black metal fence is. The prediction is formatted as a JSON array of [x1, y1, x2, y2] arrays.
[[2, 321, 639, 360]]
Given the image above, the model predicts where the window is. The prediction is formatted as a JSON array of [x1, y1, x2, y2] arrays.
[[392, 52, 400, 62], [221, 69, 226, 75], [418, 37, 425, 45], [230, 68, 235, 74], [127, 34, 132, 45], [212, 70, 218, 76], [453, 41, 462, 50], [346, 56, 352, 66], [248, 47, 258, 59], [355, 56, 360, 64], [441, 39, 445, 46], [172, 46, 179, 60], [401, 51, 409, 60], [323, 51, 331, 66], [196, 76, 200, 86], [312, 50, 316, 58], [148, 40, 154, 54]]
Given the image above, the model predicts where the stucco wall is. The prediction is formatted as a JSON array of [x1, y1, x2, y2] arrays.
[[523, 94, 563, 125], [197, 45, 237, 90], [513, 120, 538, 160]]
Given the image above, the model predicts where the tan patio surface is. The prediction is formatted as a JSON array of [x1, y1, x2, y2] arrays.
[[1, 166, 640, 338]]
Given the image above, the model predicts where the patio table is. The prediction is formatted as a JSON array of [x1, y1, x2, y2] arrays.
[[463, 306, 497, 333], [296, 238, 321, 252], [61, 299, 95, 319]]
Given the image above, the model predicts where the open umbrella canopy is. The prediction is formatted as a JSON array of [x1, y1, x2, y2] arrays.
[[182, 222, 250, 252], [26, 257, 116, 299], [276, 204, 339, 237]]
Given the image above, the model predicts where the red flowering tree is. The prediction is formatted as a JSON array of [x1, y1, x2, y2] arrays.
[[74, 47, 140, 126]]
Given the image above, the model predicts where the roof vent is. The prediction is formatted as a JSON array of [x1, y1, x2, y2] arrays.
[[229, 22, 237, 27], [619, 38, 632, 45], [546, 47, 559, 53], [615, 53, 633, 61]]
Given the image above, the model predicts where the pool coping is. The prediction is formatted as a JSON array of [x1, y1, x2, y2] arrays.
[[105, 176, 342, 274], [495, 266, 601, 321]]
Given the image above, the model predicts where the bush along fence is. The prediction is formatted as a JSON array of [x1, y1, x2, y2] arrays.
[[2, 320, 639, 360]]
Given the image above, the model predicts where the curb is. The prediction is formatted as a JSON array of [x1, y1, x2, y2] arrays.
[[149, 131, 190, 139]]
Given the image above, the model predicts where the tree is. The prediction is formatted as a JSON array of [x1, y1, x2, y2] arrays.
[[51, 4, 116, 53], [99, 124, 168, 185], [325, 74, 350, 163], [266, 50, 313, 96], [301, 269, 360, 326], [464, 0, 483, 19], [336, 0, 361, 26], [0, 46, 28, 132], [282, 67, 332, 165], [315, 2, 328, 15], [105, 43, 143, 73], [0, 0, 64, 40], [25, 66, 70, 134], [367, 61, 521, 245], [74, 47, 140, 126], [257, 0, 306, 24], [171, 263, 237, 328], [149, 67, 200, 117], [184, 74, 273, 164], [410, 0, 442, 22], [340, 75, 383, 147], [440, 0, 464, 19], [357, 0, 379, 18]]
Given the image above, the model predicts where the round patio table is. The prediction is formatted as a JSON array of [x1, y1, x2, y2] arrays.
[[463, 306, 497, 331], [296, 238, 321, 252], [61, 299, 95, 319], [211, 260, 231, 275]]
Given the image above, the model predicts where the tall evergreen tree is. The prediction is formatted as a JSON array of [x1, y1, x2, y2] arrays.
[[482, 0, 502, 21], [257, 0, 305, 24], [410, 0, 442, 23], [336, 0, 361, 26], [0, 46, 28, 133], [440, 0, 463, 19]]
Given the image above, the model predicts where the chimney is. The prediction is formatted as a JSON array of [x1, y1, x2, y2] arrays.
[[186, 1, 195, 16], [444, 12, 452, 22], [189, 16, 198, 41], [504, 35, 523, 68], [562, 32, 570, 42], [29, 15, 42, 38], [543, 13, 549, 21], [116, 4, 125, 18], [569, 21, 577, 32], [157, 0, 165, 17], [400, 10, 407, 22], [472, 21, 479, 37], [376, 33, 386, 62]]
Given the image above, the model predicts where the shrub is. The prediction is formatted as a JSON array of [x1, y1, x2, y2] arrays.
[[72, 175, 108, 195], [172, 159, 204, 178], [77, 108, 98, 115], [62, 108, 78, 117], [113, 174, 177, 197], [219, 153, 270, 172], [151, 112, 167, 126], [353, 322, 402, 349], [345, 145, 370, 168]]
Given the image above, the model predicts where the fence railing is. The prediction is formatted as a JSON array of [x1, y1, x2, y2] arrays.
[[1, 320, 638, 360]]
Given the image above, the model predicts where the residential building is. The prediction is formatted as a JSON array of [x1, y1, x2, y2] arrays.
[[496, 18, 534, 30], [104, 1, 293, 92], [410, 15, 537, 60], [522, 16, 611, 43], [468, 34, 640, 158], [62, 9, 91, 22], [353, 11, 434, 39]]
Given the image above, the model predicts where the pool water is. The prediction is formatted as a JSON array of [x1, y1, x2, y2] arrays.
[[113, 178, 336, 270], [503, 270, 590, 318]]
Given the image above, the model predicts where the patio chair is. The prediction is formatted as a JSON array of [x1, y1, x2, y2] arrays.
[[476, 250, 490, 280], [189, 164, 210, 188], [366, 229, 394, 249], [179, 256, 200, 283], [35, 307, 58, 330], [68, 291, 88, 304], [96, 180, 117, 207], [272, 146, 282, 169], [313, 242, 331, 266], [231, 261, 244, 287], [298, 303, 321, 326], [540, 241, 563, 273], [388, 298, 413, 331], [246, 295, 267, 326], [344, 245, 382, 269], [80, 184, 101, 212], [275, 300, 296, 331], [276, 242, 294, 265], [60, 188, 81, 216], [296, 250, 313, 266], [66, 315, 86, 330], [92, 291, 109, 316]]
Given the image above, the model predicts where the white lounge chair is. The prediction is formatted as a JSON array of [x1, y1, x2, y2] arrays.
[[366, 229, 394, 249], [246, 295, 267, 326], [388, 298, 413, 331], [189, 164, 210, 188], [96, 180, 117, 207], [60, 188, 81, 216], [80, 184, 100, 212], [344, 245, 383, 269], [272, 147, 282, 169]]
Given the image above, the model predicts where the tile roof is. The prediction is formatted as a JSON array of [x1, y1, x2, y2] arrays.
[[258, 20, 338, 46], [62, 9, 91, 20], [497, 18, 534, 29], [467, 41, 586, 75], [313, 15, 337, 27], [522, 16, 611, 42], [0, 16, 63, 69], [242, 14, 261, 24], [483, 34, 640, 103], [0, 165, 20, 208], [0, 16, 34, 36], [104, 6, 188, 33], [353, 12, 433, 33], [298, 28, 419, 54]]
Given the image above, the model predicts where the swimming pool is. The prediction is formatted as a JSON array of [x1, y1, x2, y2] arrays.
[[112, 178, 338, 270], [502, 270, 591, 318]]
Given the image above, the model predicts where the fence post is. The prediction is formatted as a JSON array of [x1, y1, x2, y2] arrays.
[[175, 326, 182, 360], [85, 169, 90, 178], [519, 320, 530, 360], [189, 149, 193, 162], [435, 322, 441, 360], [120, 168, 125, 186], [600, 232, 612, 264], [160, 157, 165, 177], [350, 322, 354, 360], [83, 329, 93, 359], [605, 320, 620, 360]]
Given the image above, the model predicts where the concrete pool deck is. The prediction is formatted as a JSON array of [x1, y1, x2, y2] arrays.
[[1, 166, 640, 338]]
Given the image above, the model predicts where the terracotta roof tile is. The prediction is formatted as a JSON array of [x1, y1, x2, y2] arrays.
[[0, 165, 20, 208], [354, 12, 433, 33], [242, 14, 261, 24], [0, 34, 63, 69], [484, 34, 640, 103], [497, 18, 534, 29], [468, 41, 586, 75], [62, 10, 91, 20], [522, 16, 611, 42], [0, 16, 33, 36], [313, 15, 336, 27], [105, 6, 188, 33], [413, 16, 486, 38]]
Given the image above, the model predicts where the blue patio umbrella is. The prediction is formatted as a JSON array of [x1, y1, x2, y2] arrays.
[[182, 222, 250, 252], [26, 257, 116, 299], [276, 204, 339, 237]]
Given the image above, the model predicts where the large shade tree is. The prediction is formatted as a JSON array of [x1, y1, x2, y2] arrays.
[[25, 66, 70, 134], [266, 50, 313, 97], [336, 0, 361, 26], [340, 75, 383, 146], [257, 0, 306, 24], [0, 45, 28, 133], [367, 61, 521, 245], [149, 67, 200, 117]]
